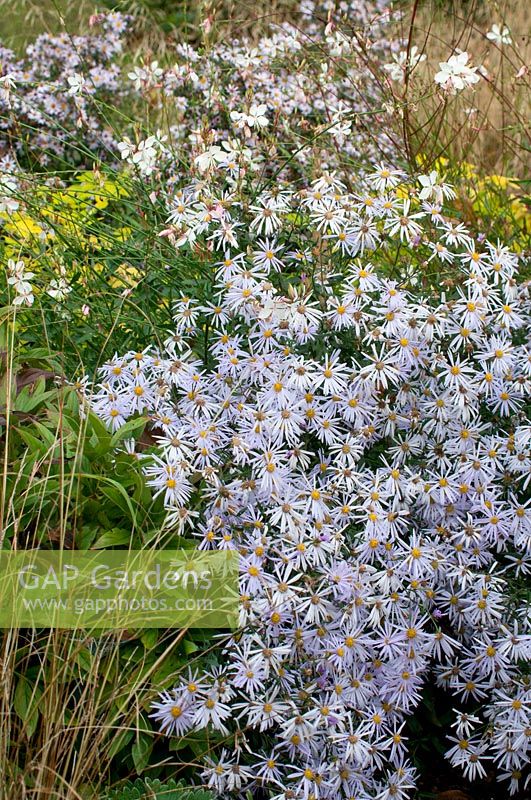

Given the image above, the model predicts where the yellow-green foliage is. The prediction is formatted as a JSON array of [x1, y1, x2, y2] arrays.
[[1, 171, 144, 291], [418, 156, 529, 252]]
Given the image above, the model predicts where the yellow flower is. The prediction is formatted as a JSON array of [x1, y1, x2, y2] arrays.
[[2, 211, 43, 240], [115, 227, 132, 242], [485, 174, 519, 191], [108, 263, 142, 289]]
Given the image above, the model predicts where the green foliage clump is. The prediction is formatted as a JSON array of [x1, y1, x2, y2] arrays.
[[103, 777, 214, 800]]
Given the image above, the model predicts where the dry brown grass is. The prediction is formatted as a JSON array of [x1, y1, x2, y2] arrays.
[[0, 0, 301, 56], [0, 626, 192, 799], [392, 0, 530, 178], [0, 0, 92, 52]]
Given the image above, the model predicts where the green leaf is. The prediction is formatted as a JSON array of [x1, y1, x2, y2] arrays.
[[152, 656, 186, 688], [184, 731, 216, 758], [77, 526, 98, 548], [74, 473, 138, 528], [101, 484, 137, 522], [182, 638, 199, 655], [110, 416, 147, 448], [30, 421, 58, 450], [140, 628, 158, 649], [131, 731, 153, 775], [107, 728, 134, 760], [75, 648, 93, 673], [168, 736, 190, 752], [14, 426, 47, 457], [92, 528, 132, 549], [14, 675, 41, 739], [85, 410, 112, 456], [103, 777, 215, 799], [15, 381, 55, 413]]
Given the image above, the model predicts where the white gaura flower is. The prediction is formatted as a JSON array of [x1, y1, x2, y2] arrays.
[[117, 136, 134, 160], [47, 277, 72, 301], [0, 72, 16, 104], [434, 51, 481, 94], [418, 170, 456, 203], [328, 100, 352, 137], [384, 46, 426, 82], [486, 24, 512, 46], [230, 104, 269, 131], [7, 259, 35, 306], [194, 145, 225, 172], [127, 61, 163, 91], [247, 103, 269, 128], [0, 175, 19, 213], [118, 136, 162, 176], [229, 109, 246, 130], [66, 73, 86, 95], [127, 65, 147, 91], [131, 136, 157, 165], [418, 171, 440, 200]]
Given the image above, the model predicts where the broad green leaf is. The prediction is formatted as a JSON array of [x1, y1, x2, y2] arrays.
[[85, 411, 112, 456], [140, 629, 158, 649], [182, 638, 199, 655], [110, 416, 147, 448], [14, 676, 42, 739], [14, 426, 47, 457], [92, 528, 132, 549], [131, 731, 153, 775], [107, 728, 134, 760], [101, 485, 137, 522]]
